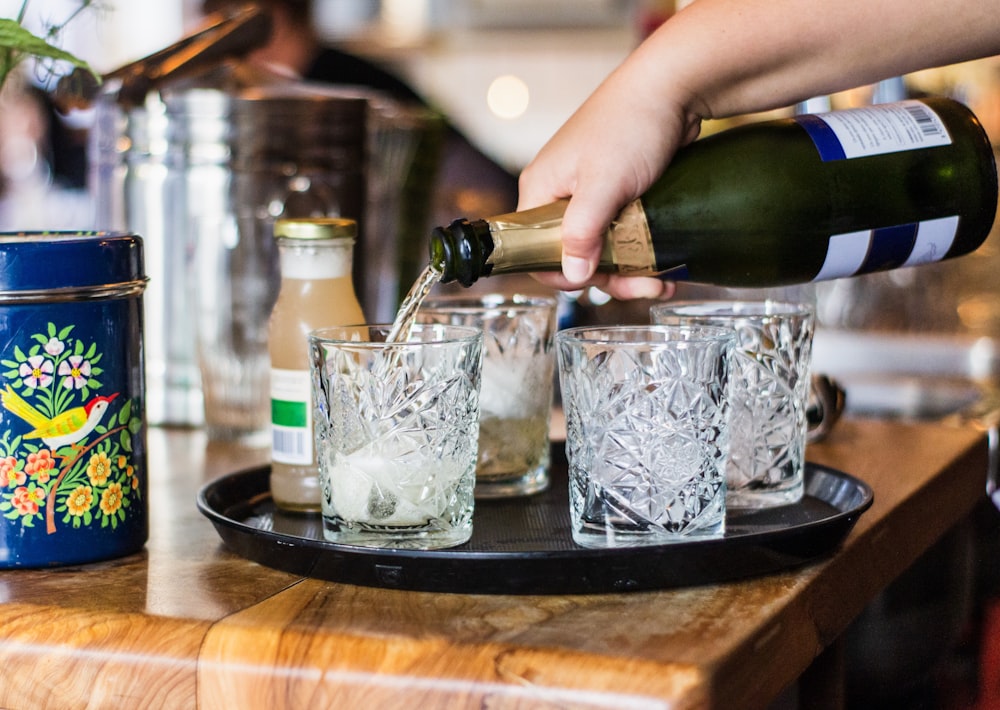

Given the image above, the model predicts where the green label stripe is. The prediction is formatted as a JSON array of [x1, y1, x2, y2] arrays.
[[271, 399, 308, 428]]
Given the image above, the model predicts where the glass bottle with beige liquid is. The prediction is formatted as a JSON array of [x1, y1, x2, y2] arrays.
[[269, 218, 364, 512]]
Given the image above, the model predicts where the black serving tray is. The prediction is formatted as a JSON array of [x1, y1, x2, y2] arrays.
[[197, 445, 873, 595]]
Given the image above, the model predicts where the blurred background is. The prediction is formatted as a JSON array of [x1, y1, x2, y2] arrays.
[[5, 0, 1000, 230], [0, 0, 646, 232], [1, 2, 1000, 708]]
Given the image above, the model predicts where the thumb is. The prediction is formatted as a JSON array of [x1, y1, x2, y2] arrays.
[[559, 191, 622, 286]]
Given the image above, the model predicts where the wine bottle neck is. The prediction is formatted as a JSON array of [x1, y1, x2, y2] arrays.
[[430, 197, 658, 286], [486, 198, 656, 276], [484, 200, 569, 276]]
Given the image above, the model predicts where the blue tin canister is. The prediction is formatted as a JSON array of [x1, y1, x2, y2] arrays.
[[0, 233, 147, 567]]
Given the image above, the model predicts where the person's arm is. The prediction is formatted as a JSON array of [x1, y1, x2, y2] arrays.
[[519, 0, 1000, 298]]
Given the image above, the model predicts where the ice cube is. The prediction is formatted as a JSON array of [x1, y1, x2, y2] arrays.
[[328, 438, 468, 526], [480, 355, 537, 419]]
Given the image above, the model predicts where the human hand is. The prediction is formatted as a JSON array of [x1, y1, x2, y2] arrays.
[[516, 38, 702, 301]]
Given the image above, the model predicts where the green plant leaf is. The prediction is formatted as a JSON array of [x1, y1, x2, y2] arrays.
[[0, 19, 96, 71]]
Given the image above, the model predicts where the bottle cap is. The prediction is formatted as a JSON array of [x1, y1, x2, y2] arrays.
[[429, 218, 494, 286], [273, 217, 357, 242]]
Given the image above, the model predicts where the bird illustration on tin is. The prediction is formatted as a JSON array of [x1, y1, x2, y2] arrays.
[[1, 385, 118, 450]]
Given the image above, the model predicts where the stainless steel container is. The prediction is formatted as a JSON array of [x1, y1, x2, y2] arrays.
[[91, 74, 371, 442], [91, 88, 205, 428]]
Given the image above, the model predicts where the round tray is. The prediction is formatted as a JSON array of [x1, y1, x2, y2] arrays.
[[197, 445, 873, 594]]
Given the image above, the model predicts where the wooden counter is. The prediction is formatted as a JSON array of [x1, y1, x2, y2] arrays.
[[0, 416, 989, 709]]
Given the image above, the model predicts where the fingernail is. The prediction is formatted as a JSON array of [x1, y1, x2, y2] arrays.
[[631, 278, 666, 300], [562, 255, 592, 284]]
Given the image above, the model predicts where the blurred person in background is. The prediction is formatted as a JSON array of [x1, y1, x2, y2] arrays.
[[200, 0, 518, 220], [0, 79, 91, 230], [201, 0, 422, 101]]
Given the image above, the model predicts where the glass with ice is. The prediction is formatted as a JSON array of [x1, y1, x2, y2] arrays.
[[309, 324, 483, 549], [418, 295, 557, 498], [556, 325, 735, 548]]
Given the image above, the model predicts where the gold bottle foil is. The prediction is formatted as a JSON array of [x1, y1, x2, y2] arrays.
[[485, 199, 656, 276]]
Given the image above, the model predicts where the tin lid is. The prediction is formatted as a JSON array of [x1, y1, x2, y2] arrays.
[[273, 218, 357, 242], [0, 232, 145, 293]]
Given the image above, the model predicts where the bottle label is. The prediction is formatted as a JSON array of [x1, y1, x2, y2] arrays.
[[812, 215, 958, 281], [609, 200, 658, 272], [796, 100, 952, 161], [270, 368, 313, 464]]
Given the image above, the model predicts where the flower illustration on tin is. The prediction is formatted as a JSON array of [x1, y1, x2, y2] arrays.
[[66, 485, 92, 517], [0, 322, 143, 534], [44, 337, 65, 357], [19, 356, 53, 390], [58, 355, 91, 390], [100, 482, 123, 517], [0, 456, 17, 488], [12, 484, 44, 516], [87, 451, 111, 487], [25, 450, 55, 484], [0, 457, 23, 488]]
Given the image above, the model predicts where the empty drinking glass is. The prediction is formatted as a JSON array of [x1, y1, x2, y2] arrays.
[[652, 301, 815, 508], [556, 325, 735, 548]]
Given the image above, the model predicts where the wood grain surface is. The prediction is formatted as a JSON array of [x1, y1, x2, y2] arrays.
[[0, 417, 988, 710]]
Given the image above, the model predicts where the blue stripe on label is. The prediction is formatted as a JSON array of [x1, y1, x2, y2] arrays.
[[859, 223, 919, 274], [814, 216, 958, 282], [795, 114, 847, 161]]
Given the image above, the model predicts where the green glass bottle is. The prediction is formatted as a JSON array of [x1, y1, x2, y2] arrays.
[[430, 97, 997, 288]]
